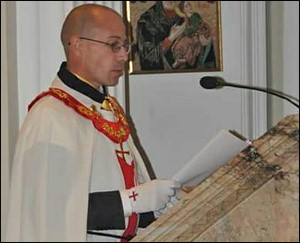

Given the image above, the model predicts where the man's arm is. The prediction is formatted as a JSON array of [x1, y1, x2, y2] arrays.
[[87, 191, 155, 230]]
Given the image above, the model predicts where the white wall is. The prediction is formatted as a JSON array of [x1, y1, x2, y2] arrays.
[[129, 1, 299, 179], [1, 2, 9, 240], [267, 1, 299, 127], [129, 1, 269, 178], [283, 1, 299, 116]]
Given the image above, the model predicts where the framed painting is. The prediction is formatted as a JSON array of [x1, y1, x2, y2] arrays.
[[123, 1, 223, 74]]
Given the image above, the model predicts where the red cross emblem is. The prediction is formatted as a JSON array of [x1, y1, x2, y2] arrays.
[[129, 191, 139, 201], [116, 142, 131, 164]]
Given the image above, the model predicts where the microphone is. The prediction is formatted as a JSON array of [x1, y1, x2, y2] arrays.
[[200, 76, 299, 108]]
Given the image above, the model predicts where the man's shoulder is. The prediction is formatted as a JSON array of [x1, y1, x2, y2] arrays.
[[26, 92, 76, 125]]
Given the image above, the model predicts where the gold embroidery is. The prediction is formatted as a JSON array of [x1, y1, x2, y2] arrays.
[[52, 88, 68, 99], [77, 105, 94, 116], [48, 88, 130, 143]]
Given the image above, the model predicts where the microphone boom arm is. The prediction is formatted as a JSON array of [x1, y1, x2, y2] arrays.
[[224, 82, 299, 108]]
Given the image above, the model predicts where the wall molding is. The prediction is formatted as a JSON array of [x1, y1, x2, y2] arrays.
[[241, 1, 267, 139]]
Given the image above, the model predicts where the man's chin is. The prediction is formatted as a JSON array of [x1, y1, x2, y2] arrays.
[[107, 78, 120, 87]]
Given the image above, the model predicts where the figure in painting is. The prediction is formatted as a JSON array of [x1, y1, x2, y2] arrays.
[[171, 1, 216, 69], [136, 1, 185, 70]]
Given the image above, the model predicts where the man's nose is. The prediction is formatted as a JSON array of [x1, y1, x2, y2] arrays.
[[118, 47, 129, 62]]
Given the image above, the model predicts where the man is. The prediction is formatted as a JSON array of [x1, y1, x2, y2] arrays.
[[5, 4, 180, 242]]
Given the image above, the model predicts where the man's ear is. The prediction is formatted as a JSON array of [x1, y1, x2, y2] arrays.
[[69, 36, 82, 55]]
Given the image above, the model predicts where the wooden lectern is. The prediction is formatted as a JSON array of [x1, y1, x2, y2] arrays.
[[132, 114, 299, 242]]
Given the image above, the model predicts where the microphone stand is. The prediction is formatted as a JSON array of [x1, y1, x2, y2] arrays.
[[223, 82, 299, 108]]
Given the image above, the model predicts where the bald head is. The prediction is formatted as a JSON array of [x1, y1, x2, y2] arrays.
[[61, 4, 122, 55]]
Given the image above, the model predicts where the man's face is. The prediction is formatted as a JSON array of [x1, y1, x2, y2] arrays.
[[79, 13, 129, 88]]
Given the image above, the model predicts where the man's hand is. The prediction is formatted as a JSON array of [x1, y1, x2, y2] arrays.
[[153, 190, 180, 218], [121, 179, 181, 214]]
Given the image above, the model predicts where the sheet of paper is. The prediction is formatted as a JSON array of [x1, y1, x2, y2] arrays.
[[173, 130, 250, 187]]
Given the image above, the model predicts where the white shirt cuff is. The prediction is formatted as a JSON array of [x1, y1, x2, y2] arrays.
[[119, 190, 133, 217]]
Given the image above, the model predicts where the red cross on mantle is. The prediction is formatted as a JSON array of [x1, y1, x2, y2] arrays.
[[116, 142, 131, 162], [129, 191, 139, 201]]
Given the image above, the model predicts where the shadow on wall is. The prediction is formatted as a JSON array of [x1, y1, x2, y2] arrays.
[[126, 114, 157, 180]]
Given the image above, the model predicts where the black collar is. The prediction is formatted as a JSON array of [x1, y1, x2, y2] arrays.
[[57, 62, 106, 103]]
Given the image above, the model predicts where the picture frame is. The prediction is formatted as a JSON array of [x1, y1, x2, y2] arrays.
[[123, 1, 223, 74]]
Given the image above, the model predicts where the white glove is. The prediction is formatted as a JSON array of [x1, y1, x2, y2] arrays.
[[154, 189, 180, 218], [120, 179, 181, 215]]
